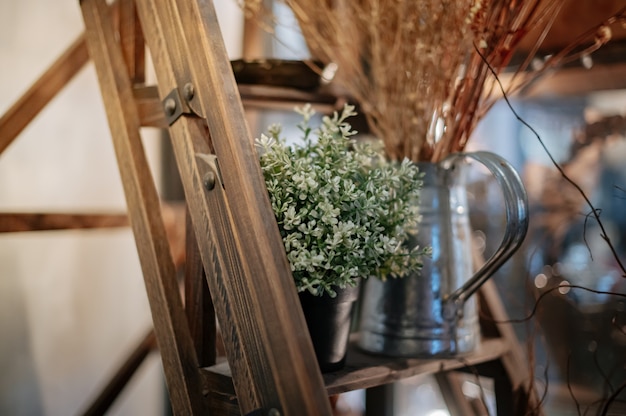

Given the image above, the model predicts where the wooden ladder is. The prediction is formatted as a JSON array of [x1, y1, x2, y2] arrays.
[[0, 0, 543, 414]]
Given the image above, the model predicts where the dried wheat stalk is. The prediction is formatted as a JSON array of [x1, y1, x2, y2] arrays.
[[243, 0, 625, 162]]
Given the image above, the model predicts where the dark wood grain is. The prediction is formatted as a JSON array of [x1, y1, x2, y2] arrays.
[[184, 207, 216, 368], [0, 34, 89, 156], [80, 1, 206, 414], [206, 391, 241, 416], [133, 0, 333, 414]]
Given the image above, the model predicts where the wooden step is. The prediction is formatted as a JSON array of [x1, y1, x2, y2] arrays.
[[200, 335, 509, 401]]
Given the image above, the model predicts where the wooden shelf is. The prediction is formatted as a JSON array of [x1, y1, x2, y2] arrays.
[[201, 335, 508, 400], [324, 337, 508, 395], [237, 84, 341, 112], [132, 83, 343, 129]]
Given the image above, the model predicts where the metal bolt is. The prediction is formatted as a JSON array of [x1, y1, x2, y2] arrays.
[[203, 171, 216, 191], [164, 97, 177, 116], [183, 83, 195, 101], [267, 409, 281, 416]]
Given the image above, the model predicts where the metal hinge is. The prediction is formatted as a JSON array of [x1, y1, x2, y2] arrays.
[[162, 82, 203, 125]]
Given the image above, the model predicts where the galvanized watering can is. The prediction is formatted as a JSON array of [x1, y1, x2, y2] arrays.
[[358, 151, 529, 356]]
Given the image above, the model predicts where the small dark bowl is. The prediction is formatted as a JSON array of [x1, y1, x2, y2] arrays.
[[231, 59, 324, 91]]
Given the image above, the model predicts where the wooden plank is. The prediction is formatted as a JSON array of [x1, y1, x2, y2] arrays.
[[79, 1, 206, 414], [0, 34, 89, 156], [435, 372, 479, 416], [237, 84, 339, 112], [206, 392, 241, 416], [459, 359, 517, 416], [521, 62, 626, 97], [119, 0, 145, 83], [133, 86, 168, 128], [131, 84, 339, 129], [134, 0, 332, 414], [472, 240, 544, 415], [184, 207, 216, 368], [201, 337, 510, 397], [324, 338, 508, 395], [242, 13, 265, 59], [479, 280, 544, 415], [518, 0, 626, 52], [132, 2, 270, 412], [0, 212, 128, 233], [79, 330, 157, 416]]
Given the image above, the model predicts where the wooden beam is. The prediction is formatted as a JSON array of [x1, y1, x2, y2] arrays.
[[119, 0, 146, 83], [0, 212, 128, 233], [79, 330, 157, 416], [202, 337, 510, 397], [133, 86, 168, 128], [184, 207, 217, 368], [132, 83, 339, 129], [0, 203, 182, 235], [435, 372, 480, 416], [0, 34, 89, 156], [521, 62, 626, 97], [80, 0, 207, 414]]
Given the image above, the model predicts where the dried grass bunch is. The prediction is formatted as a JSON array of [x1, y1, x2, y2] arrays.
[[243, 0, 625, 162]]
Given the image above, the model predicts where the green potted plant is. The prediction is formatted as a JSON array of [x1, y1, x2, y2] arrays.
[[256, 104, 429, 371]]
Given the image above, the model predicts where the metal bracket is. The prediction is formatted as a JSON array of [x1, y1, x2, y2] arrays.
[[181, 82, 204, 118], [196, 153, 225, 190], [162, 82, 204, 125]]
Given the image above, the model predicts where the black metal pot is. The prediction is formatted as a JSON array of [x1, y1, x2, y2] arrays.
[[298, 284, 360, 373]]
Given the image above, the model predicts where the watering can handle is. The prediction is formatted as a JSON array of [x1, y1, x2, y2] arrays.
[[442, 151, 529, 318]]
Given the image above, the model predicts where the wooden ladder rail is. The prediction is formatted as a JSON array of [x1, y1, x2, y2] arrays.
[[80, 0, 332, 414], [0, 35, 89, 155], [80, 0, 206, 413]]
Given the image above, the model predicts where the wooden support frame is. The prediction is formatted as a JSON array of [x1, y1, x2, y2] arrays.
[[0, 34, 89, 155], [80, 0, 331, 414], [79, 330, 158, 416], [80, 1, 207, 413]]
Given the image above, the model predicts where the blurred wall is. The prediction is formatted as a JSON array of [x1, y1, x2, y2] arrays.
[[0, 1, 243, 415]]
